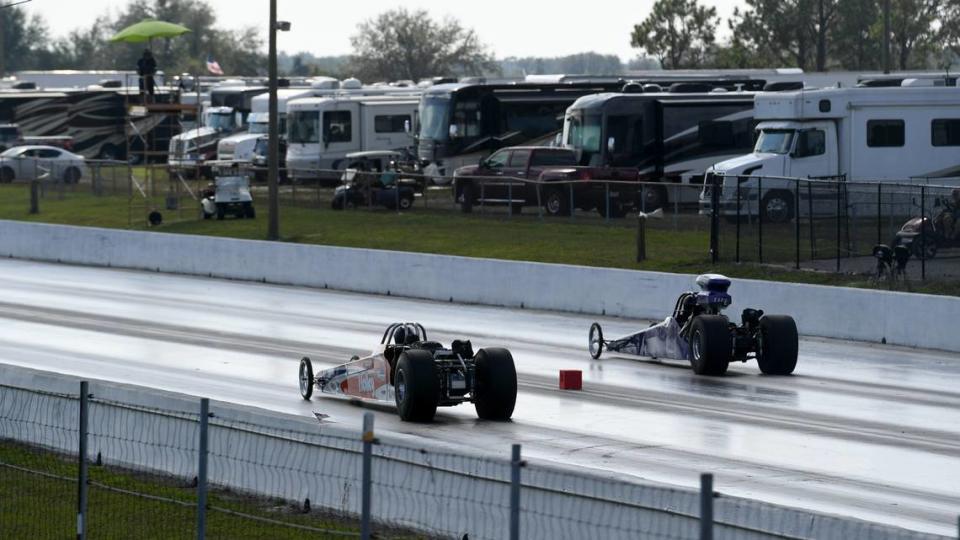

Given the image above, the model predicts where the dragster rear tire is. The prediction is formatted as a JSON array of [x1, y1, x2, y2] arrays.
[[395, 350, 439, 422], [588, 323, 603, 359], [473, 348, 517, 420], [757, 315, 799, 375], [299, 357, 314, 400], [689, 315, 731, 376]]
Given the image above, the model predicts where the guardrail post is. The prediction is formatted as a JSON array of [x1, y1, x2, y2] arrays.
[[361, 412, 374, 540], [508, 181, 513, 219], [735, 179, 741, 263], [709, 175, 720, 264], [700, 473, 713, 540], [920, 185, 926, 281], [197, 398, 210, 540], [536, 182, 543, 220], [510, 444, 522, 540], [604, 182, 610, 222], [836, 180, 841, 273], [30, 180, 40, 214], [795, 179, 801, 270], [77, 381, 89, 540], [758, 176, 763, 264], [876, 183, 882, 246], [480, 180, 485, 216], [569, 183, 575, 221], [637, 212, 647, 263]]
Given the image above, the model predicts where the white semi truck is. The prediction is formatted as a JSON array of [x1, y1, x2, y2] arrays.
[[701, 84, 960, 222]]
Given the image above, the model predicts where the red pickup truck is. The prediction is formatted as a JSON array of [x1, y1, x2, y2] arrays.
[[452, 145, 652, 217]]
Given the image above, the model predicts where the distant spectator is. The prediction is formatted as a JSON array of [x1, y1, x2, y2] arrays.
[[137, 50, 157, 99]]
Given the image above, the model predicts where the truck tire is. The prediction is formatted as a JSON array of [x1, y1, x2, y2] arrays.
[[761, 190, 794, 224], [395, 350, 439, 422], [299, 357, 314, 400], [0, 167, 14, 183], [459, 182, 474, 213], [689, 315, 731, 375], [473, 348, 517, 420], [544, 187, 571, 216], [757, 315, 798, 375]]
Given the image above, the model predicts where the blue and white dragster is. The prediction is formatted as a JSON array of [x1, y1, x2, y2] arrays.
[[588, 274, 798, 376]]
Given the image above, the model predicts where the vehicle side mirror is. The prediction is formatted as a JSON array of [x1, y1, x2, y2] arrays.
[[607, 137, 616, 154], [554, 133, 562, 147], [449, 124, 459, 139], [404, 119, 411, 134]]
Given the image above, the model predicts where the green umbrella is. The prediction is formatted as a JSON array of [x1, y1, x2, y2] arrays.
[[109, 19, 191, 43]]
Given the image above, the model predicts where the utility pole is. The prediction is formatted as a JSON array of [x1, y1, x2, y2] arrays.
[[882, 0, 891, 74], [267, 0, 280, 240]]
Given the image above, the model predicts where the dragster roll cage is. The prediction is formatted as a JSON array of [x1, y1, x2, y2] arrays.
[[381, 323, 428, 345]]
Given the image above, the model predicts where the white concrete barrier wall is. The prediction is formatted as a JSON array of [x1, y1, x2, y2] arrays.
[[0, 365, 946, 540], [0, 220, 957, 352]]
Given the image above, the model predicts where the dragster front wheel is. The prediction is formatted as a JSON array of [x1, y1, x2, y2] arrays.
[[299, 357, 314, 400], [588, 323, 604, 359]]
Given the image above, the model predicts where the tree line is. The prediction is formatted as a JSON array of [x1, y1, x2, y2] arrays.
[[4, 1, 958, 82], [631, 0, 960, 71]]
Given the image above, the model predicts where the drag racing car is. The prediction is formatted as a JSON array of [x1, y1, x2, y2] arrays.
[[588, 274, 798, 376], [298, 323, 517, 422]]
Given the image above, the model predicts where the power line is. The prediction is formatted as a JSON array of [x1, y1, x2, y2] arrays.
[[1, 0, 33, 9]]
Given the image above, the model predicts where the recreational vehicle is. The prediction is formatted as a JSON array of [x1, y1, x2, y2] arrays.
[[416, 78, 771, 185], [701, 85, 960, 222], [285, 95, 419, 182]]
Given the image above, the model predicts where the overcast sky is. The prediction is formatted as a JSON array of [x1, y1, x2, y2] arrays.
[[25, 0, 744, 61]]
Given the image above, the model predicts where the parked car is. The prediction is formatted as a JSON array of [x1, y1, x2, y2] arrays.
[[0, 145, 86, 183], [452, 146, 579, 214]]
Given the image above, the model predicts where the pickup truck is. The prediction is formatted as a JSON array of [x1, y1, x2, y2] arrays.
[[453, 146, 654, 217]]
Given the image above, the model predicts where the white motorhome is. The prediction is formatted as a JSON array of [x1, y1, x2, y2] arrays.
[[217, 79, 421, 165], [701, 85, 960, 222], [286, 95, 419, 181]]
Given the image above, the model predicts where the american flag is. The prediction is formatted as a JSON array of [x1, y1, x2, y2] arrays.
[[206, 55, 224, 75]]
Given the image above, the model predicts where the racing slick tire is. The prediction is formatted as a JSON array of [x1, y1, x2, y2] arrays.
[[757, 315, 799, 375], [299, 357, 314, 400], [395, 350, 440, 422], [588, 323, 604, 359], [473, 348, 517, 420], [689, 315, 732, 376]]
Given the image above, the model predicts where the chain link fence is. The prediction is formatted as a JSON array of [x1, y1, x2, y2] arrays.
[[704, 173, 960, 287], [1, 379, 952, 540]]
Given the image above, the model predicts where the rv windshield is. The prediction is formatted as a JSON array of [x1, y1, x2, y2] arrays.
[[564, 113, 602, 154], [288, 111, 319, 144], [755, 129, 795, 154], [419, 95, 451, 141], [207, 112, 236, 131]]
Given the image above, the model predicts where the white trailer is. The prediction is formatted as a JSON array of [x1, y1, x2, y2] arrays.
[[702, 85, 960, 222], [286, 95, 419, 181]]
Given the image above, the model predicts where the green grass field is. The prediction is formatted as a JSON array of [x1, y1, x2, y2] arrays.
[[1, 183, 956, 296], [1, 441, 422, 539]]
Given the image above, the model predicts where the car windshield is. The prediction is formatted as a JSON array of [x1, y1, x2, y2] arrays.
[[418, 95, 450, 141], [207, 113, 236, 131], [288, 111, 319, 143], [755, 129, 795, 154]]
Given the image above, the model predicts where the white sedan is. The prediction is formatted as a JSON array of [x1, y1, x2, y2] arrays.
[[0, 145, 86, 184]]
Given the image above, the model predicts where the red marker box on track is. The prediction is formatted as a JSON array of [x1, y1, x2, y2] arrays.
[[559, 370, 582, 390]]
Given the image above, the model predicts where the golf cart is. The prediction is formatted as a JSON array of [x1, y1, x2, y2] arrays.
[[331, 150, 419, 211], [201, 160, 256, 220]]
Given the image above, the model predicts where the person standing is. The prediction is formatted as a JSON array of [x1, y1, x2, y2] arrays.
[[137, 49, 157, 100]]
